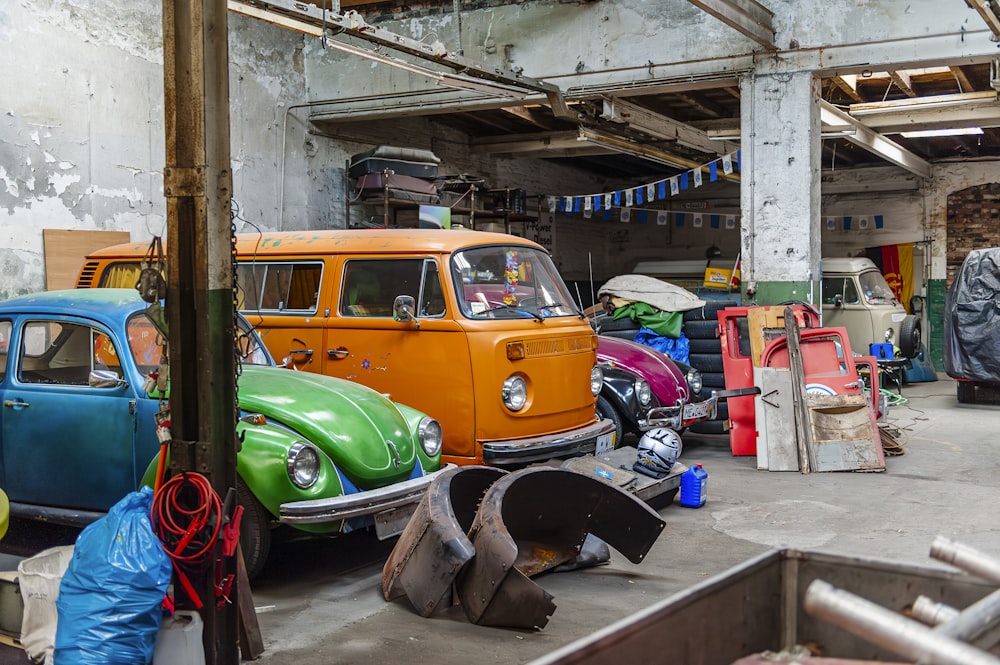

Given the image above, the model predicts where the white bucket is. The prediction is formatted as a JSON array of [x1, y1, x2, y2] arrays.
[[17, 545, 74, 665]]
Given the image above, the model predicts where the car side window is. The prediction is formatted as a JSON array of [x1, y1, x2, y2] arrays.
[[0, 320, 10, 383], [236, 262, 322, 314], [341, 259, 428, 318], [418, 260, 446, 318], [18, 321, 122, 386], [822, 277, 859, 305]]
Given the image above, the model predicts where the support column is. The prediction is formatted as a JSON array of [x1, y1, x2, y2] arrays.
[[739, 70, 822, 305]]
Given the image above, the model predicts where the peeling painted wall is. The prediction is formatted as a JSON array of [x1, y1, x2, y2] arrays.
[[0, 2, 309, 298]]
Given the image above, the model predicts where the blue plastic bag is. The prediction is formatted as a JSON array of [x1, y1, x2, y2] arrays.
[[54, 487, 172, 665], [634, 328, 692, 365]]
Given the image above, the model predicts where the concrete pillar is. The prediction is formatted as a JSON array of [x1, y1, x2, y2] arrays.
[[739, 70, 822, 305]]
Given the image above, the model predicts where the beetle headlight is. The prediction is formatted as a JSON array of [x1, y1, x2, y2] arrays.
[[287, 442, 320, 489], [686, 367, 703, 397], [418, 417, 443, 457], [590, 365, 603, 396], [502, 375, 528, 411], [635, 378, 652, 406]]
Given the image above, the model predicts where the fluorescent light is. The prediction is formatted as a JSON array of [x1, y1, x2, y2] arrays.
[[323, 37, 445, 81], [899, 127, 984, 138], [439, 73, 531, 99]]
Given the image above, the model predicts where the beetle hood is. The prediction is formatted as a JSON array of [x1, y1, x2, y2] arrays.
[[236, 365, 421, 486], [596, 336, 687, 406]]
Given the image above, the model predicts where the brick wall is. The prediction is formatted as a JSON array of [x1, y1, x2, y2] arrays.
[[946, 183, 1000, 286]]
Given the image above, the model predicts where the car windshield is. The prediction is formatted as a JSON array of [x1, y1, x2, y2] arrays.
[[452, 246, 579, 320], [125, 312, 274, 374], [858, 270, 898, 305]]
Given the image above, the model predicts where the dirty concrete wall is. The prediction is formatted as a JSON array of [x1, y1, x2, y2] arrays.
[[0, 1, 310, 299]]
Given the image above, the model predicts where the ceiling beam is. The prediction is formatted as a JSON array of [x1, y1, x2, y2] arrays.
[[889, 70, 917, 97], [965, 0, 1000, 40], [848, 91, 1000, 132], [600, 98, 738, 155], [686, 0, 776, 51], [950, 65, 976, 94], [820, 101, 933, 178], [578, 129, 740, 180]]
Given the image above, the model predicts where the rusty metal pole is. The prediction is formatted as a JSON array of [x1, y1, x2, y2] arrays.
[[162, 1, 238, 664]]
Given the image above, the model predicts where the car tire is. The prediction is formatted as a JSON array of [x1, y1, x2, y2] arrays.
[[957, 380, 976, 404], [597, 394, 626, 443], [683, 320, 720, 339], [899, 315, 921, 359], [683, 300, 739, 322], [598, 315, 641, 333], [689, 337, 722, 354], [688, 353, 725, 373], [700, 371, 727, 389], [238, 480, 273, 581]]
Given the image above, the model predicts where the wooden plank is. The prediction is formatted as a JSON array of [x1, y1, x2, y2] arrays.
[[784, 308, 815, 474], [755, 367, 799, 472], [42, 229, 131, 291], [236, 545, 265, 661]]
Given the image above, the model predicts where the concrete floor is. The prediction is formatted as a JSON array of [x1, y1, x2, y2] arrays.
[[1, 374, 996, 664], [243, 374, 1000, 664]]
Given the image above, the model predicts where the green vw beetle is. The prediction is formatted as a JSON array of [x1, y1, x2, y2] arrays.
[[0, 289, 447, 578]]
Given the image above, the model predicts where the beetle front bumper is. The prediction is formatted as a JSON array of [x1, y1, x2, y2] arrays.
[[480, 418, 617, 467], [279, 464, 457, 525]]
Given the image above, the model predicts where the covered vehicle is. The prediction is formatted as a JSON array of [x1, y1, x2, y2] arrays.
[[0, 289, 446, 578], [943, 247, 1000, 403]]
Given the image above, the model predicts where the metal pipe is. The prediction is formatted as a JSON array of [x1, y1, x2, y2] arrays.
[[803, 580, 1000, 665], [913, 595, 960, 626], [932, 587, 1000, 646], [930, 536, 1000, 584]]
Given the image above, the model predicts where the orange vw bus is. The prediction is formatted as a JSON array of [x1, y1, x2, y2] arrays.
[[78, 229, 614, 467]]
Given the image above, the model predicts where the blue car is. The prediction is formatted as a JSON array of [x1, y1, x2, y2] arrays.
[[0, 289, 447, 578]]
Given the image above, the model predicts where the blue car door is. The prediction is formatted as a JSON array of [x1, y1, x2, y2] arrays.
[[1, 317, 138, 512]]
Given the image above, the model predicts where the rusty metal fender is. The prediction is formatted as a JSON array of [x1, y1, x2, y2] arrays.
[[455, 466, 667, 630], [381, 465, 508, 616]]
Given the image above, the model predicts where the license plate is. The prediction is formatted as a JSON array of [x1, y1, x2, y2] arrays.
[[684, 400, 713, 420], [595, 432, 616, 455], [374, 503, 418, 540]]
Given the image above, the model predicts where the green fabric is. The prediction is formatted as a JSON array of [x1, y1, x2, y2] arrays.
[[613, 302, 683, 338]]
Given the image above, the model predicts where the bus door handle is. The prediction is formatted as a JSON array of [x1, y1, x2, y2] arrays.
[[288, 349, 313, 357], [328, 347, 349, 359]]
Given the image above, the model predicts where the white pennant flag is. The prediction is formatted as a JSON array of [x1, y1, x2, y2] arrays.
[[858, 216, 870, 230], [670, 177, 679, 196], [583, 207, 592, 219], [725, 215, 736, 230], [722, 154, 733, 175], [693, 213, 703, 228], [657, 210, 668, 226], [693, 168, 703, 187], [584, 196, 592, 211], [620, 208, 631, 223], [548, 196, 557, 213], [825, 217, 837, 231], [604, 193, 612, 209], [647, 183, 656, 201], [625, 189, 634, 206], [563, 197, 573, 211]]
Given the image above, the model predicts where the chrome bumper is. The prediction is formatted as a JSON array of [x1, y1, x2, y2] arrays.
[[279, 464, 457, 525], [640, 397, 718, 431], [480, 418, 617, 466]]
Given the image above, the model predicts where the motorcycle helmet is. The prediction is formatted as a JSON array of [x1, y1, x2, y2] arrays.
[[633, 427, 683, 479]]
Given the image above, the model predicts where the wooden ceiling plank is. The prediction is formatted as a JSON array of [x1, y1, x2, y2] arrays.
[[686, 0, 776, 50], [889, 70, 917, 97]]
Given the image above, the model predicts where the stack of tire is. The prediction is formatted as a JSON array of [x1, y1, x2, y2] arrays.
[[683, 299, 739, 435]]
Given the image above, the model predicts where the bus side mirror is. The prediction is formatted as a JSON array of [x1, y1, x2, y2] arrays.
[[393, 295, 420, 328]]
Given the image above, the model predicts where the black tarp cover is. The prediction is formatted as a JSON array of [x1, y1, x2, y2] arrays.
[[943, 247, 1000, 382]]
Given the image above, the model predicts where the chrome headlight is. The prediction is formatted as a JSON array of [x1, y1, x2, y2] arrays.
[[287, 442, 320, 489], [502, 375, 528, 411], [884, 328, 894, 342], [635, 378, 652, 407], [686, 367, 703, 397], [417, 417, 443, 457], [590, 365, 603, 396]]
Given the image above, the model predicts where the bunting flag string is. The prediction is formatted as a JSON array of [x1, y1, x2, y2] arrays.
[[823, 214, 886, 232], [547, 149, 740, 218]]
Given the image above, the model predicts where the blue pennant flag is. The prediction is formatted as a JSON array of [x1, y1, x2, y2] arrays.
[[711, 214, 720, 228], [875, 215, 884, 229], [602, 209, 612, 221], [637, 210, 648, 224], [737, 149, 741, 170], [658, 181, 667, 199], [709, 162, 718, 182], [843, 216, 852, 230], [636, 188, 644, 205], [614, 191, 621, 206], [675, 212, 685, 227], [594, 196, 602, 211], [680, 172, 689, 190]]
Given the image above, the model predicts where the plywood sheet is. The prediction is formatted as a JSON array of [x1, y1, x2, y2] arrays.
[[43, 229, 131, 291]]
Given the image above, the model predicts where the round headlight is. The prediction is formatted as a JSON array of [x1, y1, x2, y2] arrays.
[[502, 375, 528, 411], [686, 367, 703, 397], [418, 417, 443, 457], [590, 365, 603, 396], [287, 442, 320, 489], [635, 378, 652, 407], [884, 328, 894, 342]]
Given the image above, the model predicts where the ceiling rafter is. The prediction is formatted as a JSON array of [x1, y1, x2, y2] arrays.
[[600, 97, 738, 155], [965, 0, 1000, 40], [950, 65, 976, 94], [820, 100, 932, 178], [830, 75, 863, 103], [686, 0, 776, 50], [889, 70, 917, 97]]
